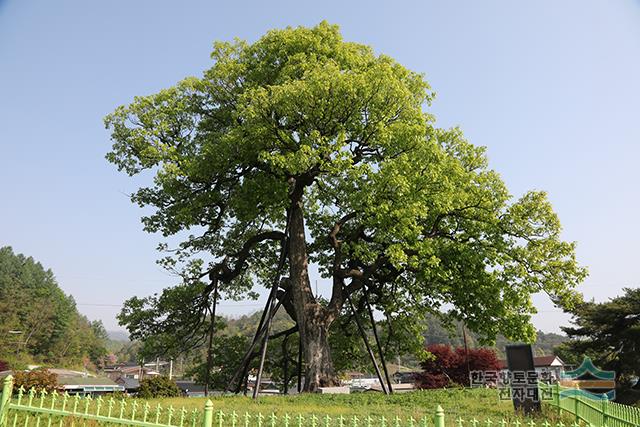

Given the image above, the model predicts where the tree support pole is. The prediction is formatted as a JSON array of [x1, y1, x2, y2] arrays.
[[282, 333, 290, 394], [297, 334, 303, 393], [233, 296, 273, 393], [251, 259, 287, 398], [203, 280, 219, 396], [243, 373, 249, 396], [462, 323, 471, 386], [347, 294, 388, 395], [253, 295, 277, 398], [252, 209, 291, 399], [227, 299, 283, 393], [247, 294, 272, 355], [363, 288, 394, 394]]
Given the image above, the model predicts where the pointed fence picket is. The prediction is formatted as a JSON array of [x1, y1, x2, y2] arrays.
[[0, 376, 201, 427]]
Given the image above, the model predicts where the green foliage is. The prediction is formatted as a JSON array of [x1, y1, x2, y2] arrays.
[[187, 335, 252, 390], [176, 311, 298, 390], [113, 340, 143, 365], [105, 22, 586, 372], [558, 287, 640, 387], [13, 368, 58, 392], [137, 375, 182, 399], [0, 246, 108, 369]]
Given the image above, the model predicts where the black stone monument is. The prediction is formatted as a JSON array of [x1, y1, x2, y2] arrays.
[[505, 344, 541, 414]]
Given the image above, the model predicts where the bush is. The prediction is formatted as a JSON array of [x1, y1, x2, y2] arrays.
[[415, 344, 500, 389], [137, 375, 181, 398], [13, 368, 58, 392]]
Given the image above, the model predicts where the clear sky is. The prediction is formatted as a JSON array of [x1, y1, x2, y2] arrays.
[[1, 0, 639, 334]]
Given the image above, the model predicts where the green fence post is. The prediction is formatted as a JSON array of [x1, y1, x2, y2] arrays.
[[203, 400, 214, 427], [0, 375, 14, 427], [601, 394, 608, 427], [554, 383, 561, 416], [574, 393, 579, 423], [434, 405, 445, 427]]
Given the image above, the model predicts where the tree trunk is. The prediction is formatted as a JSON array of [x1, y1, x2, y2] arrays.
[[300, 304, 339, 391], [288, 196, 340, 392]]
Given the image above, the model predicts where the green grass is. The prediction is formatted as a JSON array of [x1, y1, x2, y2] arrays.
[[150, 388, 564, 422]]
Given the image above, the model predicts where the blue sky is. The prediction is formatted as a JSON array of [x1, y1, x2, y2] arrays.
[[1, 1, 639, 333]]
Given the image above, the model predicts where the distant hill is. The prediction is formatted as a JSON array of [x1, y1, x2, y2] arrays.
[[107, 330, 130, 342], [422, 313, 567, 357], [0, 246, 109, 369], [222, 310, 294, 337]]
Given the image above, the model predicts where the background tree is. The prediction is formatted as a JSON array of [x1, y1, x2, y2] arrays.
[[557, 287, 640, 388], [106, 22, 586, 391], [137, 376, 182, 399]]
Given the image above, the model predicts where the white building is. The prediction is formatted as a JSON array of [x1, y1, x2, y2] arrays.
[[498, 355, 566, 382]]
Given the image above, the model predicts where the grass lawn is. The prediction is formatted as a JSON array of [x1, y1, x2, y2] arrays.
[[150, 388, 565, 423]]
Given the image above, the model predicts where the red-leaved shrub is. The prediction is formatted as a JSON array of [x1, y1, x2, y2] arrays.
[[415, 344, 500, 389]]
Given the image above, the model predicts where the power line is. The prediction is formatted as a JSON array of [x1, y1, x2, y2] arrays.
[[75, 302, 264, 308]]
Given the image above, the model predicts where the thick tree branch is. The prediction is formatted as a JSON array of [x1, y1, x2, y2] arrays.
[[207, 230, 285, 285], [327, 212, 358, 316]]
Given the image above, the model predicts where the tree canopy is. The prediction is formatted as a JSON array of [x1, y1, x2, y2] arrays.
[[558, 287, 640, 388], [106, 22, 586, 390]]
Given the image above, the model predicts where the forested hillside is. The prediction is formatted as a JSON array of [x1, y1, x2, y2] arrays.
[[421, 313, 567, 357], [0, 246, 108, 370]]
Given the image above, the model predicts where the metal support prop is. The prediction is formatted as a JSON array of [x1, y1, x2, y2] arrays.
[[203, 280, 219, 396], [347, 293, 388, 395], [363, 287, 394, 394]]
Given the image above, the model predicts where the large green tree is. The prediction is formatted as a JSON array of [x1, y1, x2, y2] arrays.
[[106, 22, 586, 391]]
